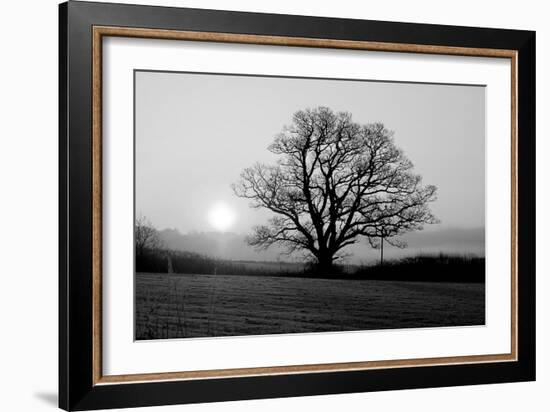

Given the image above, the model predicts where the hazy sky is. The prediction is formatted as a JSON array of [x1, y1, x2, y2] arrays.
[[135, 70, 485, 255]]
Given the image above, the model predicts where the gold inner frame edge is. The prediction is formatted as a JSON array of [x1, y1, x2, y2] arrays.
[[91, 26, 518, 386]]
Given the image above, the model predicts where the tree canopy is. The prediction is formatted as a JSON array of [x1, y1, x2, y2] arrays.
[[233, 107, 438, 271]]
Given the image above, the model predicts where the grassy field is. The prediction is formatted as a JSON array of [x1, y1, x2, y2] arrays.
[[135, 272, 485, 340]]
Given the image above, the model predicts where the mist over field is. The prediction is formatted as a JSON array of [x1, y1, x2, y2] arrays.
[[157, 226, 484, 264]]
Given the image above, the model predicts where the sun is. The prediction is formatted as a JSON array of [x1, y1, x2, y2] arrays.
[[208, 202, 236, 232]]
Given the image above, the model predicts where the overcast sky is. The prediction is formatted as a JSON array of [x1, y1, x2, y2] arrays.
[[135, 70, 485, 258]]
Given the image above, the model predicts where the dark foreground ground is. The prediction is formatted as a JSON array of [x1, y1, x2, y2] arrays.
[[135, 272, 485, 340]]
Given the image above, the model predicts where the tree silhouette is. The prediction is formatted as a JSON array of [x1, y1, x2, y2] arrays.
[[233, 107, 438, 272]]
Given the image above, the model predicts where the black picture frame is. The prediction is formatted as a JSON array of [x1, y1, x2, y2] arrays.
[[59, 1, 536, 410]]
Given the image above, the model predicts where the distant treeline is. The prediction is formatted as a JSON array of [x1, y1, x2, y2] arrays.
[[136, 248, 484, 283], [351, 254, 484, 283]]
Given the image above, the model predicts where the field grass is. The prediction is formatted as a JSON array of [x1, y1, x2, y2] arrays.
[[135, 272, 485, 340]]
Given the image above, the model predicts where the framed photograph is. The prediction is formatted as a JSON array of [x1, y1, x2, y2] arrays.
[[59, 1, 535, 410]]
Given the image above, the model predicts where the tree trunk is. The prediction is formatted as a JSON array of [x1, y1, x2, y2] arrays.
[[316, 253, 335, 275]]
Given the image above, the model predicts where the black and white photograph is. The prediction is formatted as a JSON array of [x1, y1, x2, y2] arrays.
[[134, 71, 486, 340]]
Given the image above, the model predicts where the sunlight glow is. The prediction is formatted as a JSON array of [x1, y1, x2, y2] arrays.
[[208, 202, 236, 232]]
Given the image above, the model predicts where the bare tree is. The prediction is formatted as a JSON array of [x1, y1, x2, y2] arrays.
[[232, 107, 438, 272], [135, 214, 161, 258]]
